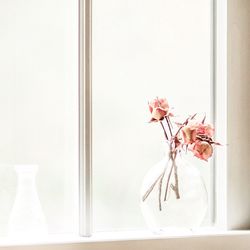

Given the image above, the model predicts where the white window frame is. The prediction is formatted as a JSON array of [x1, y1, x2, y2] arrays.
[[1, 0, 250, 249], [79, 0, 92, 237]]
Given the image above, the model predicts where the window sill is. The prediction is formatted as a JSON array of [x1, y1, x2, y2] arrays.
[[0, 229, 250, 250]]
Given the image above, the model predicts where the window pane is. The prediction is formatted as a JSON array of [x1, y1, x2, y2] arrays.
[[93, 0, 212, 230], [0, 0, 78, 235]]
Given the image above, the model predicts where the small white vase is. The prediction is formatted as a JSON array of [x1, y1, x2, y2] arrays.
[[140, 153, 208, 233], [8, 165, 47, 239]]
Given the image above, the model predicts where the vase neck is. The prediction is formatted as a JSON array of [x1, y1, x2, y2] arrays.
[[15, 165, 38, 193]]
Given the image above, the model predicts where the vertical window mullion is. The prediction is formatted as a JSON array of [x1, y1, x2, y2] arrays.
[[79, 0, 92, 237], [210, 0, 216, 225]]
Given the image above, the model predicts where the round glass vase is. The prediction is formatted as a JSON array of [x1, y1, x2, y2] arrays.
[[140, 150, 208, 233], [8, 165, 48, 239]]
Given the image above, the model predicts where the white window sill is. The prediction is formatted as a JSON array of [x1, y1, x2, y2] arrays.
[[0, 229, 250, 250]]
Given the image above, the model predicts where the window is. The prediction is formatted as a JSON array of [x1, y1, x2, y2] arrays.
[[0, 0, 79, 235], [1, 0, 249, 247], [0, 0, 216, 237], [92, 0, 214, 231]]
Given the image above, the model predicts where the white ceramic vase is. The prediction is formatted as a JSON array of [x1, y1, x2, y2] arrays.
[[8, 165, 47, 239]]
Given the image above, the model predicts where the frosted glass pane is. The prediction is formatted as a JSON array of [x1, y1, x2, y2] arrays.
[[93, 0, 212, 230], [0, 0, 78, 235]]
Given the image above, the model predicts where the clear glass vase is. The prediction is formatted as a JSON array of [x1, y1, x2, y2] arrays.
[[140, 151, 208, 233], [8, 165, 48, 239]]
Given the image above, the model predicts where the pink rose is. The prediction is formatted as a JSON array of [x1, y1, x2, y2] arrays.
[[191, 140, 213, 161], [181, 121, 198, 144], [148, 98, 170, 122], [182, 120, 215, 144], [196, 123, 214, 137]]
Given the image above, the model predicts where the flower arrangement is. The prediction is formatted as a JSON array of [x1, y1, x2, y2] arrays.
[[142, 97, 220, 211]]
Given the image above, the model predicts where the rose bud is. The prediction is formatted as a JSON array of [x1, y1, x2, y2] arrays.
[[148, 97, 170, 122]]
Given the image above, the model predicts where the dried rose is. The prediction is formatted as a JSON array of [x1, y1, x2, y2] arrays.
[[148, 97, 170, 122], [196, 123, 214, 137], [182, 120, 215, 144], [181, 121, 198, 144], [191, 140, 213, 161]]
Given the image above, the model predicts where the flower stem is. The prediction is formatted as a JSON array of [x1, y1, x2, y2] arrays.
[[142, 158, 170, 211], [160, 121, 168, 140], [158, 173, 164, 211], [172, 161, 180, 199], [163, 160, 174, 201], [142, 173, 163, 202], [170, 154, 180, 199], [168, 151, 180, 199], [165, 117, 173, 137], [142, 147, 181, 211]]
